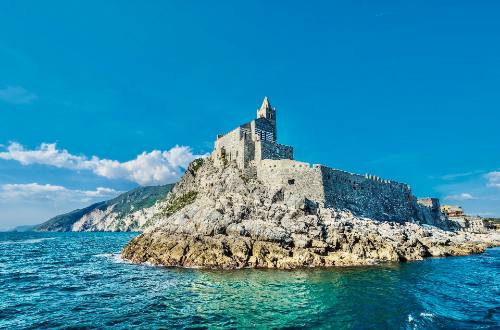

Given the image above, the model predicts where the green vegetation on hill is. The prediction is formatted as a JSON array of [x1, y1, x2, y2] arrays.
[[158, 191, 198, 218], [188, 158, 204, 177], [34, 184, 175, 232], [109, 184, 174, 218]]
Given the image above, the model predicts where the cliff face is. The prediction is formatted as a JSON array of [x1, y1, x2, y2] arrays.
[[34, 185, 174, 232], [121, 159, 499, 269]]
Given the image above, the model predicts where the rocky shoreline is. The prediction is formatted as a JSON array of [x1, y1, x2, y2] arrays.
[[122, 219, 499, 269], [121, 159, 500, 269]]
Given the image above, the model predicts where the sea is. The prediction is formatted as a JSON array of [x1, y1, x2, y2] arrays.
[[0, 232, 498, 329]]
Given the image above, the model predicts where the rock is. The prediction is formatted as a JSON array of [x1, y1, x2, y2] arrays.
[[121, 158, 500, 269]]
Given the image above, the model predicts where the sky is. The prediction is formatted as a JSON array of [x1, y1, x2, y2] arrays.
[[1, 1, 499, 230]]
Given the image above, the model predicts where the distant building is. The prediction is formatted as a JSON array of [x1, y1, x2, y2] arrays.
[[441, 205, 464, 217], [440, 205, 488, 233]]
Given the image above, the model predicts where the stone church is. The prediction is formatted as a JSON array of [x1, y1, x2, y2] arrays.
[[212, 97, 447, 226]]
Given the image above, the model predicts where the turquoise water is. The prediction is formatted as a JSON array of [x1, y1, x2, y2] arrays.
[[0, 232, 498, 329]]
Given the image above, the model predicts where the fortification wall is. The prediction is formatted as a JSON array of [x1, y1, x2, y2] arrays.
[[256, 159, 324, 203], [256, 160, 423, 222], [319, 167, 416, 221], [254, 158, 454, 224]]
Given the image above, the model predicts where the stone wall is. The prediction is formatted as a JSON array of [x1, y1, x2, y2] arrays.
[[416, 198, 449, 228], [213, 126, 293, 168], [417, 198, 440, 209], [255, 140, 294, 162], [255, 159, 441, 223], [213, 127, 248, 168], [320, 167, 416, 221], [256, 159, 324, 203], [252, 117, 276, 142]]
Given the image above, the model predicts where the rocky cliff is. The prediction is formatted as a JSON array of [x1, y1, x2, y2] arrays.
[[34, 184, 174, 232], [122, 159, 499, 269]]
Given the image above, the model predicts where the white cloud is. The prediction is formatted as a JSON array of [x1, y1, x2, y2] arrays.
[[0, 86, 37, 104], [444, 193, 476, 201], [0, 183, 120, 203], [437, 170, 484, 181], [0, 142, 206, 185], [486, 171, 500, 188]]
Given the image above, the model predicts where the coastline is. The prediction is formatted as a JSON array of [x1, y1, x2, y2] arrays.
[[121, 222, 499, 270]]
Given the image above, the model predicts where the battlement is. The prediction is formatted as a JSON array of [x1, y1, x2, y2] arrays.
[[255, 159, 417, 221]]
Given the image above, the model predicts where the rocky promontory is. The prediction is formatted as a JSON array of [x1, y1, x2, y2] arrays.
[[121, 159, 500, 269]]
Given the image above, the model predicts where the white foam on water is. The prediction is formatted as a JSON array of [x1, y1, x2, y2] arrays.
[[94, 253, 173, 269], [420, 312, 435, 319], [0, 237, 56, 245], [94, 253, 132, 264]]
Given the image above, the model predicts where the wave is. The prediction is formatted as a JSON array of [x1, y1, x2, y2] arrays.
[[407, 312, 436, 329], [0, 237, 56, 245], [94, 253, 169, 269], [94, 253, 131, 264], [420, 312, 435, 319]]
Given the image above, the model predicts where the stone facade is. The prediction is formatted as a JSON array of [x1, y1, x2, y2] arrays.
[[257, 159, 325, 203], [211, 97, 445, 224], [213, 97, 293, 168], [321, 168, 415, 221]]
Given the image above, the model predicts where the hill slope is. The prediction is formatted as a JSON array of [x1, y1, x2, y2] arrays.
[[34, 184, 174, 232]]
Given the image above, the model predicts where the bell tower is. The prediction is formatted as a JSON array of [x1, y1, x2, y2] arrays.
[[256, 96, 277, 140], [256, 96, 276, 121]]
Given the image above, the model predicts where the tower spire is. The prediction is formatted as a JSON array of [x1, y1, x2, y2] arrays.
[[257, 96, 275, 119], [260, 96, 271, 112]]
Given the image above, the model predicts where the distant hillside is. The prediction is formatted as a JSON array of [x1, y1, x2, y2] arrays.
[[34, 184, 174, 232], [8, 225, 36, 232]]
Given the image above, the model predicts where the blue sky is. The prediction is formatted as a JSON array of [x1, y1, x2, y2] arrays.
[[1, 1, 499, 230]]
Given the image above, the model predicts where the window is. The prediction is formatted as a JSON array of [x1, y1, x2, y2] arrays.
[[288, 179, 295, 185]]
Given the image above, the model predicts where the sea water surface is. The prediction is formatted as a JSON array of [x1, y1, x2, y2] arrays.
[[0, 232, 498, 329]]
